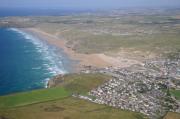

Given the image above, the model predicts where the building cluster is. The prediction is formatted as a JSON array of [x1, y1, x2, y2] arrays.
[[79, 56, 180, 119]]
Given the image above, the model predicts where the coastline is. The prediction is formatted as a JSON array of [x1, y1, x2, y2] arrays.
[[23, 28, 143, 71], [13, 28, 79, 89], [24, 28, 113, 71], [0, 28, 72, 95]]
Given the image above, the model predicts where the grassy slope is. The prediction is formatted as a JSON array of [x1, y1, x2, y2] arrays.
[[0, 73, 146, 119], [52, 73, 111, 94]]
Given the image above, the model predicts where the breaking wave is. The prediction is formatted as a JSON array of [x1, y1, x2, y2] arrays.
[[9, 28, 67, 87]]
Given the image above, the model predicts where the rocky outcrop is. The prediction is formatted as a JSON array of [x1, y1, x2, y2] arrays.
[[47, 74, 65, 88]]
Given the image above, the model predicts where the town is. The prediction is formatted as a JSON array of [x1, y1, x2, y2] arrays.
[[76, 54, 180, 119]]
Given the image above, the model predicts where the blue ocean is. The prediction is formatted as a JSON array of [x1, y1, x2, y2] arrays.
[[0, 28, 73, 95]]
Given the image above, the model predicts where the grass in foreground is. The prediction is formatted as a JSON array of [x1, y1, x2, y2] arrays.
[[0, 73, 147, 119], [0, 73, 108, 109], [0, 97, 146, 119], [0, 87, 70, 109]]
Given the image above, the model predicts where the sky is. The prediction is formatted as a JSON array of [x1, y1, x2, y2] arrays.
[[0, 0, 180, 9]]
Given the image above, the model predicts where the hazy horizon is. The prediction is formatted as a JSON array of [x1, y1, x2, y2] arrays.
[[0, 0, 180, 10]]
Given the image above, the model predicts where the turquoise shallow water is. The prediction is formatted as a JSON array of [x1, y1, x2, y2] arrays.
[[0, 28, 73, 95]]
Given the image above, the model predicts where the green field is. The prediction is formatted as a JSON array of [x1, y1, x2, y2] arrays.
[[170, 90, 180, 100], [0, 87, 70, 109]]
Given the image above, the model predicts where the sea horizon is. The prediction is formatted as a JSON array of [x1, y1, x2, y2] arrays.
[[0, 8, 94, 17], [1, 7, 180, 17]]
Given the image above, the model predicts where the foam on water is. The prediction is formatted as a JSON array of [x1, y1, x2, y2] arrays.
[[9, 28, 67, 87]]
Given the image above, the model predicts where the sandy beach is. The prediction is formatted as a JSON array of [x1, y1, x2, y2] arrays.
[[24, 28, 143, 71]]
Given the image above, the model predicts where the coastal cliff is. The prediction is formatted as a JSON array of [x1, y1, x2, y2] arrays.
[[47, 74, 65, 88]]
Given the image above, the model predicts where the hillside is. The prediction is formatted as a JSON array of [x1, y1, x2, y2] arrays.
[[0, 73, 146, 119]]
